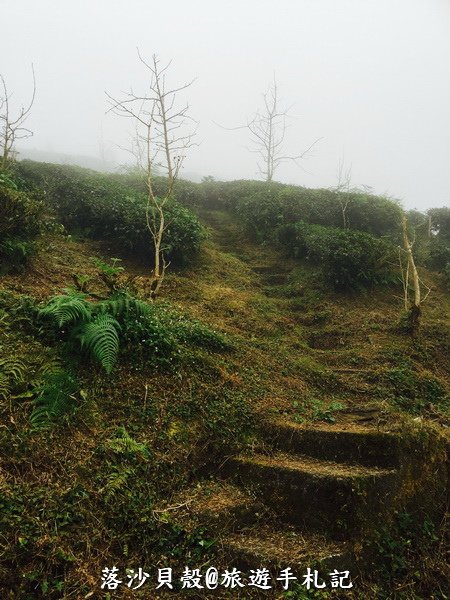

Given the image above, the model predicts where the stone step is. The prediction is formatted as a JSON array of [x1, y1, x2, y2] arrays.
[[261, 419, 401, 468], [223, 525, 352, 577], [225, 452, 398, 538]]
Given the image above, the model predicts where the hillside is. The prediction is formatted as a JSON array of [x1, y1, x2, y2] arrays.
[[0, 163, 449, 599]]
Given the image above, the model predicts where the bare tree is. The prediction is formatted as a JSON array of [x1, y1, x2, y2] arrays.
[[399, 214, 431, 336], [107, 51, 196, 298], [334, 156, 353, 229], [0, 66, 36, 171], [220, 78, 321, 182]]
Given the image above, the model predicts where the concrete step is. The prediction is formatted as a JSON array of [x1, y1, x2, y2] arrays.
[[261, 419, 402, 468], [225, 452, 398, 538]]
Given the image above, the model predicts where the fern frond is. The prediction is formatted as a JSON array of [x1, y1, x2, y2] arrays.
[[0, 308, 10, 327], [98, 293, 151, 319], [40, 292, 91, 327], [104, 426, 150, 459], [37, 357, 63, 376], [30, 371, 78, 430], [100, 467, 133, 500], [78, 313, 121, 374], [0, 358, 26, 382], [0, 372, 10, 400]]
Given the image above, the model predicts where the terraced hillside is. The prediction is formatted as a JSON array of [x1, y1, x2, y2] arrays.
[[0, 168, 449, 599]]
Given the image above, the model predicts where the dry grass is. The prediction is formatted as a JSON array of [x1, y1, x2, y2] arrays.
[[0, 208, 448, 599]]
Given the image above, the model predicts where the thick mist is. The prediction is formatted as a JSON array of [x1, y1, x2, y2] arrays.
[[2, 0, 449, 210]]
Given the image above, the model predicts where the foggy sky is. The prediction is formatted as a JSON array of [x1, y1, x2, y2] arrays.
[[1, 0, 450, 211]]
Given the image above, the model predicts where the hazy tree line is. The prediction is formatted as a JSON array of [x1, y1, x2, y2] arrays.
[[1, 54, 449, 335]]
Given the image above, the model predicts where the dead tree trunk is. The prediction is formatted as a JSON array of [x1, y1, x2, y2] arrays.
[[401, 214, 421, 336], [107, 52, 196, 299], [0, 66, 36, 171]]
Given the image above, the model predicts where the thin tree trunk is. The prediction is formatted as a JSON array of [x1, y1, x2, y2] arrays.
[[401, 215, 421, 336]]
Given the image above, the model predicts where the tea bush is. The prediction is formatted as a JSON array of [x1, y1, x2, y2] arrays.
[[236, 190, 283, 241], [241, 186, 402, 241], [428, 237, 450, 272], [195, 180, 403, 241], [0, 174, 44, 272], [0, 180, 43, 240], [16, 161, 205, 265], [426, 207, 450, 273], [279, 221, 396, 289]]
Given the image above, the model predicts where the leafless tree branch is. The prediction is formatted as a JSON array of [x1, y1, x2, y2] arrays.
[[0, 65, 36, 169], [218, 77, 321, 181], [106, 50, 196, 299]]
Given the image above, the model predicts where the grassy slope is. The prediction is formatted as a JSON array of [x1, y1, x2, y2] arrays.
[[0, 207, 449, 599]]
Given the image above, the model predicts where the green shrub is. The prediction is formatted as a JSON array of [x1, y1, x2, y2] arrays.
[[153, 308, 230, 352], [0, 238, 35, 273], [0, 179, 44, 272], [428, 206, 450, 238], [427, 237, 449, 272], [0, 183, 43, 240], [235, 185, 402, 240], [121, 301, 230, 365], [109, 172, 203, 209], [323, 229, 396, 289], [199, 179, 286, 211], [16, 161, 205, 265], [236, 190, 283, 242], [120, 303, 180, 366], [345, 192, 402, 237], [161, 201, 206, 264], [39, 291, 230, 373], [280, 187, 402, 236], [278, 221, 396, 289], [0, 171, 19, 190], [277, 186, 341, 227]]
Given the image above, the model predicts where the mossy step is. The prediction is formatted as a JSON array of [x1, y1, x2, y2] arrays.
[[188, 482, 268, 532], [261, 419, 402, 467], [262, 274, 290, 285], [226, 452, 398, 538], [223, 526, 352, 575], [252, 265, 291, 275]]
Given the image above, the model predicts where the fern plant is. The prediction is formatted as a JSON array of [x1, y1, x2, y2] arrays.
[[0, 358, 26, 400], [100, 467, 134, 501], [100, 293, 151, 319], [0, 372, 10, 401], [0, 358, 27, 382], [39, 289, 228, 374], [30, 370, 79, 430], [39, 291, 92, 327], [98, 428, 150, 500], [103, 426, 150, 459], [78, 313, 120, 374], [38, 291, 134, 373]]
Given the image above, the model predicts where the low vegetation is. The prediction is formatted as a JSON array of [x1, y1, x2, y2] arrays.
[[16, 161, 205, 264], [0, 171, 44, 273], [0, 161, 448, 599]]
